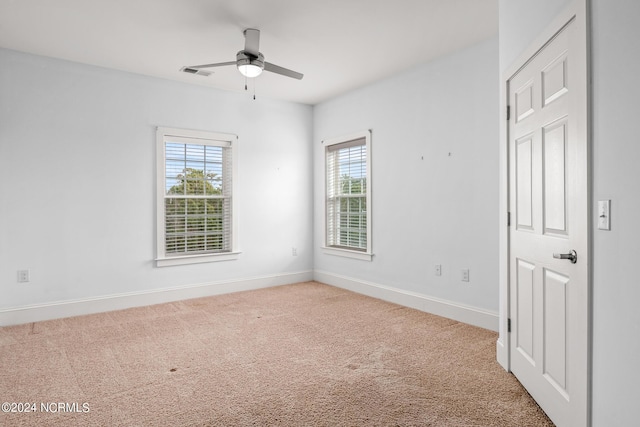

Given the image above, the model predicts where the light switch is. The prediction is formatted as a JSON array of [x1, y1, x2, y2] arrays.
[[598, 200, 611, 230]]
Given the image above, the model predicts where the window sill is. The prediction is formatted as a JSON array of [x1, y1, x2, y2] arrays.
[[321, 247, 373, 261], [156, 251, 241, 267]]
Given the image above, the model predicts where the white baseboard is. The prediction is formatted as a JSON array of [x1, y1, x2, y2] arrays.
[[314, 270, 498, 331], [0, 270, 313, 326], [1, 270, 499, 331]]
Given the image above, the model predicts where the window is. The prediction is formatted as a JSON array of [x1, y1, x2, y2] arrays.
[[323, 130, 372, 261], [156, 127, 238, 267]]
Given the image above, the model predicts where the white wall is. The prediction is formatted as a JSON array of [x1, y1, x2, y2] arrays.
[[499, 0, 640, 425], [0, 48, 314, 323], [590, 1, 640, 425], [313, 38, 500, 328]]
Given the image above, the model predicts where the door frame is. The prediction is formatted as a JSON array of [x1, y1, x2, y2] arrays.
[[497, 0, 591, 424]]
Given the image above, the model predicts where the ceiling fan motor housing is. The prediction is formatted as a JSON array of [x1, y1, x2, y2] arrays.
[[237, 51, 264, 71]]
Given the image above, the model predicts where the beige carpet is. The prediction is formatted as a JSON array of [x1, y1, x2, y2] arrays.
[[0, 282, 553, 426]]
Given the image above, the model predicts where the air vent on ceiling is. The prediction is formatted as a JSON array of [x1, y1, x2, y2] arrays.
[[179, 67, 212, 76]]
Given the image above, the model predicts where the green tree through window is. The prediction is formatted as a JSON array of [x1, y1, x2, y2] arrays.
[[337, 173, 367, 249], [164, 143, 231, 255]]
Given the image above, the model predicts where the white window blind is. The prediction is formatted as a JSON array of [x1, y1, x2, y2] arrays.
[[326, 137, 368, 251], [156, 128, 237, 266]]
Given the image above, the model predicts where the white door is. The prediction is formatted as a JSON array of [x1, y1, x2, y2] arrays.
[[508, 18, 589, 427]]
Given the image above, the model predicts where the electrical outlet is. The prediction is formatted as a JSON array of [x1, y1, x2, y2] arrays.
[[292, 247, 298, 256], [461, 269, 470, 282], [435, 264, 442, 276], [18, 270, 30, 283]]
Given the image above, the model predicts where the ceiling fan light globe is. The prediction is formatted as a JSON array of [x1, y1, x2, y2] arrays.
[[238, 63, 263, 78]]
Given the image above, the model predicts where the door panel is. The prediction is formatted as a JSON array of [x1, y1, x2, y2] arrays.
[[516, 136, 534, 230], [543, 119, 568, 234], [516, 82, 535, 122], [542, 54, 569, 106], [543, 268, 568, 394], [516, 259, 535, 362]]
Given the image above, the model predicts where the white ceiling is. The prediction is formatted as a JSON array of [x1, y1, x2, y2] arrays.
[[0, 0, 498, 105]]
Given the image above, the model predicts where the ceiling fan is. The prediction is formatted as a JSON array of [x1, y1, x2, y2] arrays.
[[181, 28, 303, 80]]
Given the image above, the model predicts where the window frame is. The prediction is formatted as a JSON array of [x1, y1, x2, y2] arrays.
[[322, 130, 372, 261], [156, 127, 239, 267]]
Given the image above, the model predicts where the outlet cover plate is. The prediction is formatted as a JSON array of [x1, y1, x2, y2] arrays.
[[18, 270, 30, 283]]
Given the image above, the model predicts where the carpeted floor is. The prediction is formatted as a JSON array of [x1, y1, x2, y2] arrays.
[[0, 281, 553, 426]]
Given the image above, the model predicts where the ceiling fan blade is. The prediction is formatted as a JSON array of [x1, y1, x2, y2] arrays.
[[264, 62, 304, 80], [183, 61, 236, 70], [244, 29, 260, 57]]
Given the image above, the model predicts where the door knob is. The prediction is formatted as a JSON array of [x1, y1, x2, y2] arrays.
[[553, 250, 577, 264]]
